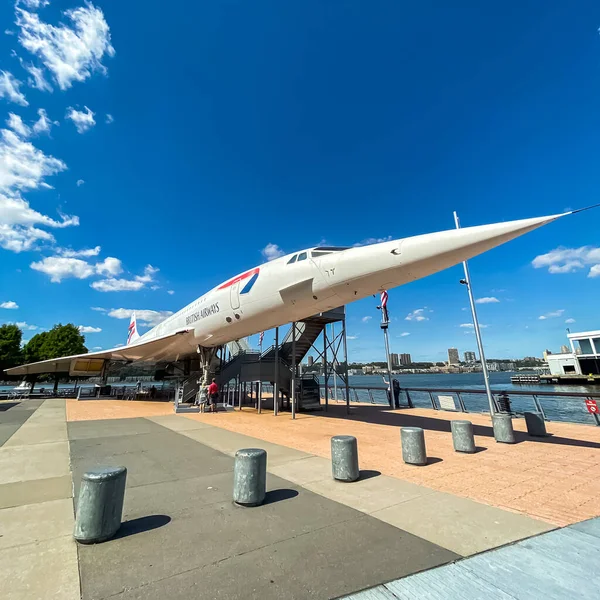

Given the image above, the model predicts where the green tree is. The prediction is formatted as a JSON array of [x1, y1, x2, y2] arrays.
[[0, 324, 23, 375], [43, 324, 87, 359], [23, 331, 50, 363]]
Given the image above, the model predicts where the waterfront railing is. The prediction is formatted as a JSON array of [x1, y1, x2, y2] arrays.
[[319, 384, 600, 426]]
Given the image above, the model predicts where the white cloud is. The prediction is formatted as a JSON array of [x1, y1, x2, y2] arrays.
[[538, 309, 564, 320], [405, 308, 428, 322], [5, 109, 56, 140], [16, 4, 115, 91], [90, 306, 106, 312], [78, 325, 101, 333], [23, 62, 52, 92], [0, 71, 28, 106], [532, 246, 600, 279], [31, 256, 95, 282], [91, 278, 145, 292], [18, 0, 50, 8], [261, 243, 284, 261], [135, 264, 158, 283], [66, 106, 95, 133], [353, 236, 392, 247], [361, 316, 372, 323], [150, 285, 160, 291], [95, 256, 122, 276], [31, 108, 56, 135], [58, 245, 101, 258], [30, 253, 123, 282], [475, 296, 500, 304], [399, 332, 411, 337], [167, 290, 174, 295], [107, 308, 173, 327], [460, 323, 488, 328], [14, 321, 37, 330], [0, 127, 66, 191], [346, 335, 358, 340], [0, 126, 74, 253], [31, 253, 159, 292], [565, 318, 576, 324], [1, 300, 19, 309], [6, 113, 30, 138], [76, 178, 84, 186], [105, 113, 113, 124]]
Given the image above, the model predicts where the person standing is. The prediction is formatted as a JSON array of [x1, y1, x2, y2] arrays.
[[382, 376, 393, 408], [392, 378, 401, 409], [208, 378, 219, 413]]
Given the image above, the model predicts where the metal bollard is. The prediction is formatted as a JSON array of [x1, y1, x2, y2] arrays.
[[233, 448, 267, 507], [401, 427, 427, 465], [331, 435, 359, 482], [451, 420, 476, 453], [492, 413, 516, 444], [74, 466, 127, 544], [524, 411, 547, 437]]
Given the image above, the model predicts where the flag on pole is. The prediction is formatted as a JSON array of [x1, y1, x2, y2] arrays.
[[379, 290, 389, 324], [259, 331, 264, 348]]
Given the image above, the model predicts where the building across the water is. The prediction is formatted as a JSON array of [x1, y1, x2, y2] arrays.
[[390, 353, 399, 368], [464, 351, 477, 363], [447, 348, 459, 365], [399, 353, 412, 366], [545, 330, 600, 377]]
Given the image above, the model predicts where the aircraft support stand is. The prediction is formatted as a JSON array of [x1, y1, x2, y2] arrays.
[[274, 327, 279, 416]]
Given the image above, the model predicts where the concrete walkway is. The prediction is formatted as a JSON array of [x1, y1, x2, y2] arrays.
[[150, 414, 553, 557], [0, 399, 79, 600], [68, 415, 457, 599], [343, 517, 600, 599], [4, 399, 598, 598]]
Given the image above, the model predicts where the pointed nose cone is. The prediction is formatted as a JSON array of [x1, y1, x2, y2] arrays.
[[400, 212, 567, 277]]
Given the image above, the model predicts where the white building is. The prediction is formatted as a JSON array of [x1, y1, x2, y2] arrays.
[[545, 330, 600, 376]]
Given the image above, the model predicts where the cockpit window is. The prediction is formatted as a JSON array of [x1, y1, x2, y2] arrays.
[[297, 252, 307, 261], [311, 251, 331, 257], [287, 255, 297, 264]]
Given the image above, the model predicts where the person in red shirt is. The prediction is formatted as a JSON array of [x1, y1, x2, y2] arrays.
[[207, 378, 219, 412]]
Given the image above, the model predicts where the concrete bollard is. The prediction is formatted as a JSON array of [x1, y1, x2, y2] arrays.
[[401, 427, 427, 465], [233, 448, 267, 507], [492, 414, 516, 444], [524, 411, 547, 437], [451, 420, 476, 453], [74, 466, 127, 544], [331, 435, 359, 482]]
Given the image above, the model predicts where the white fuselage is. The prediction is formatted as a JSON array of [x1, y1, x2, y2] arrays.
[[136, 213, 562, 354]]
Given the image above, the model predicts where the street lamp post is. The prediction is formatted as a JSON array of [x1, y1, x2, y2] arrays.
[[454, 211, 495, 417]]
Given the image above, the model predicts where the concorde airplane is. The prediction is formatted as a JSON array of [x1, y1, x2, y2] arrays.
[[5, 209, 592, 382]]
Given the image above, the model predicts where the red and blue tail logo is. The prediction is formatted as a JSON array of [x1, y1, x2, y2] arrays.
[[218, 267, 260, 294]]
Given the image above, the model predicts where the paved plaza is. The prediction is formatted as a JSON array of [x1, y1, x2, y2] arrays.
[[2, 398, 600, 598]]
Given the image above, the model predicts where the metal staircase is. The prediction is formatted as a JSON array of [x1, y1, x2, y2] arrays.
[[261, 321, 324, 365]]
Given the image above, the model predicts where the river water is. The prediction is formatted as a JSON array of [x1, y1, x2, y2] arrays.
[[322, 372, 600, 426], [2, 372, 598, 425]]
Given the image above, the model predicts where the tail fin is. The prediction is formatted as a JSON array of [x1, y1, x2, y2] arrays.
[[127, 311, 141, 345]]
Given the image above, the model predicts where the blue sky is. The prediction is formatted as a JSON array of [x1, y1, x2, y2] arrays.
[[1, 1, 599, 362]]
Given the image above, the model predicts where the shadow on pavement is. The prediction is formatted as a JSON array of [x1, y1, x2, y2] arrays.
[[114, 515, 172, 540], [263, 488, 299, 505], [323, 404, 600, 449], [359, 469, 381, 481]]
